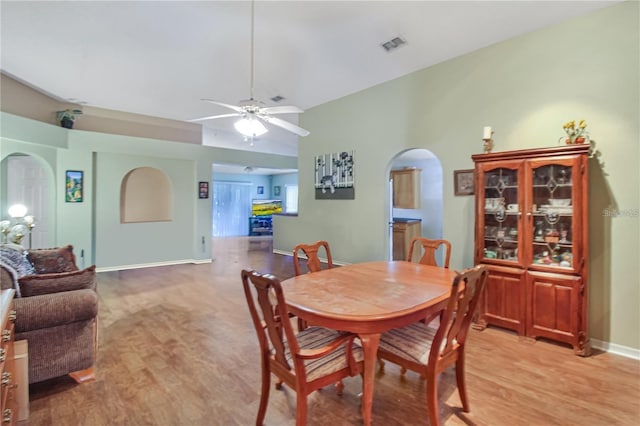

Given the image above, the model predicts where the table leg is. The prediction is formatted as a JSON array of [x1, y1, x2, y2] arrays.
[[359, 333, 380, 426]]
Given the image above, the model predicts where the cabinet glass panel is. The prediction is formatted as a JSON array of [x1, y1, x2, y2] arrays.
[[531, 164, 573, 268], [483, 168, 519, 262]]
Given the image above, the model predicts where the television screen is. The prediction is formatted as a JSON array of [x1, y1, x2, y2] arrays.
[[252, 199, 283, 216]]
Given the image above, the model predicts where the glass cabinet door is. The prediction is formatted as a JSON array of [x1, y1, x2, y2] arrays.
[[481, 167, 520, 263], [530, 163, 574, 269]]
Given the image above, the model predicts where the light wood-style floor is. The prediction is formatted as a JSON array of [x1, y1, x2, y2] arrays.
[[28, 237, 640, 425]]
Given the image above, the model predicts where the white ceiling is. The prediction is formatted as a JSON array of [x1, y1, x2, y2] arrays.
[[1, 0, 618, 164]]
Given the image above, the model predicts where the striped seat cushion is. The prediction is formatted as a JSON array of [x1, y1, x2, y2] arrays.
[[285, 326, 364, 382], [378, 322, 439, 365]]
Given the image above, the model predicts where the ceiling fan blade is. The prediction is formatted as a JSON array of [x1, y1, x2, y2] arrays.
[[260, 105, 304, 115], [260, 115, 310, 137], [201, 99, 244, 113], [188, 113, 242, 122]]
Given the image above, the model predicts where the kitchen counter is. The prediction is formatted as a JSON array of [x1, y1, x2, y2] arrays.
[[392, 218, 422, 223]]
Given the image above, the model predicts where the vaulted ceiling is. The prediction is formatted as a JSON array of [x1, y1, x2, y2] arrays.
[[1, 1, 618, 158]]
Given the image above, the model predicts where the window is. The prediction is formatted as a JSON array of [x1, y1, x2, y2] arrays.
[[285, 185, 298, 214]]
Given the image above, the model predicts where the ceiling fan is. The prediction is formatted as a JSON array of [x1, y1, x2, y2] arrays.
[[189, 0, 310, 138]]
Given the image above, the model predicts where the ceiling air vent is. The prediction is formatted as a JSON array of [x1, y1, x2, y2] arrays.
[[381, 36, 407, 52]]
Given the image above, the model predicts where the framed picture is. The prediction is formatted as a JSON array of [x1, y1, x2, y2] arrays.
[[257, 186, 264, 195], [199, 181, 209, 199], [65, 170, 84, 202], [314, 150, 355, 200], [454, 169, 475, 196], [273, 186, 281, 196]]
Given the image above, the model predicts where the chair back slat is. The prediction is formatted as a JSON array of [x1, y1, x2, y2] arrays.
[[242, 269, 298, 370], [293, 240, 334, 276], [429, 265, 488, 364], [408, 237, 451, 268]]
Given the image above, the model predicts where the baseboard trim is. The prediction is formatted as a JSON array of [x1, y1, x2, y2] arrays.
[[96, 258, 211, 273], [591, 338, 640, 360]]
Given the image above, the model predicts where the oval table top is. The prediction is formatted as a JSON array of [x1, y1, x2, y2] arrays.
[[281, 260, 457, 333]]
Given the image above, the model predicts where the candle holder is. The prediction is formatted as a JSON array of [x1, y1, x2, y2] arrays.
[[482, 126, 494, 153], [483, 137, 494, 153]]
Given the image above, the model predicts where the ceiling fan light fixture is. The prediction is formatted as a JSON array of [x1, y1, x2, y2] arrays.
[[234, 116, 268, 137]]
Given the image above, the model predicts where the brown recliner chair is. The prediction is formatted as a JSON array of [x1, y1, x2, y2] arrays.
[[0, 244, 98, 384]]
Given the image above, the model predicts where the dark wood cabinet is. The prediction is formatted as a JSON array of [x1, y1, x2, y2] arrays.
[[1, 289, 18, 425], [472, 144, 590, 355]]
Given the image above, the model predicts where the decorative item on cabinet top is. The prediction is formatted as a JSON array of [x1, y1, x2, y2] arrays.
[[559, 119, 589, 145], [482, 126, 494, 153]]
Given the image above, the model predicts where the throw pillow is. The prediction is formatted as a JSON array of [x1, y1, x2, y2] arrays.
[[18, 265, 96, 297], [27, 245, 78, 274], [0, 245, 36, 277]]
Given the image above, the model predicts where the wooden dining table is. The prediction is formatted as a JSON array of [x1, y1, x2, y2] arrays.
[[280, 260, 458, 425]]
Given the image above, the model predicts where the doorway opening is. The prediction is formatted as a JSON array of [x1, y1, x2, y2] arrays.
[[1, 153, 52, 249], [387, 149, 444, 262]]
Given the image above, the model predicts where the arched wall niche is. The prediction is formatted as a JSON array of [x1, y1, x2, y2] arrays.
[[120, 167, 173, 223]]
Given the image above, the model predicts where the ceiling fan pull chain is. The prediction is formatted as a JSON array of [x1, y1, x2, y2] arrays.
[[249, 0, 255, 101]]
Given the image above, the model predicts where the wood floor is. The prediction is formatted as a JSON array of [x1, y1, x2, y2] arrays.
[[28, 237, 640, 425]]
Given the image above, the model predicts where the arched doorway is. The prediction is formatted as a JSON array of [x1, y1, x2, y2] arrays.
[[387, 149, 444, 262], [1, 153, 52, 248]]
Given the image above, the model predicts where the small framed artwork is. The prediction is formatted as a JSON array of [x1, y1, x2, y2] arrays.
[[454, 169, 475, 196], [257, 186, 264, 195], [274, 186, 281, 196], [65, 170, 84, 203], [199, 181, 209, 199]]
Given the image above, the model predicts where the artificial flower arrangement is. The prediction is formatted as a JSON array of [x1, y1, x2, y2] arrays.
[[561, 119, 588, 144]]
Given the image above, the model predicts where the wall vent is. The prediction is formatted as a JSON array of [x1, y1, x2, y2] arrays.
[[382, 36, 407, 52]]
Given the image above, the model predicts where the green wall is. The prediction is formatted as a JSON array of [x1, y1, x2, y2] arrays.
[[274, 2, 639, 351], [1, 1, 637, 352], [1, 113, 297, 269]]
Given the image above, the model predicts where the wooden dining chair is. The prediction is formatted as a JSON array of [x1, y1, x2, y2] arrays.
[[293, 240, 334, 276], [292, 240, 334, 330], [241, 269, 363, 426], [377, 265, 488, 426], [407, 237, 452, 268]]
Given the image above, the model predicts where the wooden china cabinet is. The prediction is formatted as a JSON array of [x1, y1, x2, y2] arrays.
[[472, 144, 590, 356]]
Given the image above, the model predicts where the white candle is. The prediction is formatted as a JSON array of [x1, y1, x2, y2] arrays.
[[483, 126, 492, 139]]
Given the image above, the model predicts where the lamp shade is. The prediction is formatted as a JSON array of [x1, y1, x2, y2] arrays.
[[8, 204, 27, 218], [234, 117, 267, 137]]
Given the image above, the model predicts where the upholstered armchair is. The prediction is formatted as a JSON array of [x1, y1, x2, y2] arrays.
[[0, 244, 98, 384]]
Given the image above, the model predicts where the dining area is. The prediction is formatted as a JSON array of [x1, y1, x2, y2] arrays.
[[22, 234, 640, 426], [242, 238, 487, 425]]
